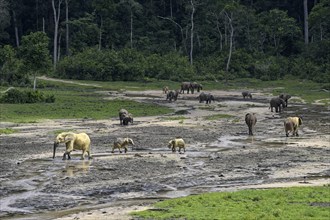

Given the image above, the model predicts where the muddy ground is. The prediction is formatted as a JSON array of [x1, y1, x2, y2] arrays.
[[0, 88, 329, 220]]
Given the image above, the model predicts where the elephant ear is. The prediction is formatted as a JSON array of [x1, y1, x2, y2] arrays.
[[171, 140, 176, 145], [64, 133, 75, 142], [298, 117, 302, 125]]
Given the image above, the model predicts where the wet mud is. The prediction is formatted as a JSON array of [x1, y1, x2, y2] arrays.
[[0, 89, 329, 219]]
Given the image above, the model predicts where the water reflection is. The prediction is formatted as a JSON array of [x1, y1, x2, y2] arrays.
[[63, 160, 92, 177]]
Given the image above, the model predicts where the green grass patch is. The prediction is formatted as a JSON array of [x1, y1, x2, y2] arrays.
[[0, 128, 17, 134], [0, 86, 172, 123], [203, 114, 234, 120], [132, 186, 330, 220], [199, 105, 216, 111]]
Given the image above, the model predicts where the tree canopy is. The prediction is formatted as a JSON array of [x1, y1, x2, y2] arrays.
[[0, 0, 329, 85]]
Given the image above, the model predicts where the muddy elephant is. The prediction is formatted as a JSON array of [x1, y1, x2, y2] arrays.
[[242, 91, 252, 99], [112, 137, 135, 153], [284, 117, 302, 137], [199, 92, 215, 104], [53, 132, 92, 160], [119, 109, 133, 125], [191, 82, 203, 93], [180, 82, 194, 94], [269, 97, 286, 113], [168, 138, 185, 153], [279, 94, 291, 107], [245, 113, 257, 136], [166, 90, 179, 102]]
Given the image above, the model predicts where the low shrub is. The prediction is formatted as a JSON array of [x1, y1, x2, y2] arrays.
[[0, 88, 55, 104]]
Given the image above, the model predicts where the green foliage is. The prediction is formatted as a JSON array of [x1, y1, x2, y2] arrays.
[[132, 186, 330, 219], [56, 48, 195, 81], [0, 45, 30, 86], [0, 88, 55, 104], [19, 32, 51, 75]]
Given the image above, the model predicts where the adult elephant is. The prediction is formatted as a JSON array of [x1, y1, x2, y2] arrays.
[[53, 132, 92, 160], [199, 92, 215, 104], [279, 94, 291, 107], [191, 82, 203, 93], [180, 82, 194, 94], [242, 91, 252, 99], [166, 90, 179, 102], [270, 97, 286, 113], [245, 113, 257, 135]]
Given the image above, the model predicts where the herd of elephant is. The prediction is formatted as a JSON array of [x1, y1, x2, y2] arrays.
[[52, 83, 302, 160], [164, 82, 214, 104]]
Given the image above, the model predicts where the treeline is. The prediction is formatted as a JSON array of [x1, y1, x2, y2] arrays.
[[0, 0, 329, 85]]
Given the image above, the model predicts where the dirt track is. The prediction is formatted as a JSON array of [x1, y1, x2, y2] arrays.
[[0, 88, 329, 220]]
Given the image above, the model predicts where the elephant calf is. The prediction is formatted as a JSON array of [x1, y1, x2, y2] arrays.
[[163, 86, 169, 94], [279, 94, 291, 107], [284, 117, 302, 137], [245, 113, 257, 136], [168, 138, 186, 153], [242, 91, 252, 99], [53, 132, 92, 160], [112, 137, 135, 153]]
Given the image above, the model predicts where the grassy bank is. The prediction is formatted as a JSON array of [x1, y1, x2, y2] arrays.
[[0, 78, 328, 123], [0, 82, 172, 123], [132, 186, 330, 219]]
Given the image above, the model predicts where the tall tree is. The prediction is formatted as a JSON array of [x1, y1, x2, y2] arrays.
[[52, 0, 62, 69], [0, 0, 10, 42], [119, 0, 142, 49], [19, 32, 51, 90], [65, 0, 70, 55], [189, 0, 196, 65], [304, 0, 309, 44]]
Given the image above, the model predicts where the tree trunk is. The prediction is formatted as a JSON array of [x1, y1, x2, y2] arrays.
[[65, 0, 69, 55], [215, 14, 223, 51], [52, 0, 62, 70], [12, 10, 19, 47], [98, 15, 103, 51], [42, 17, 45, 33], [130, 9, 133, 49], [303, 0, 309, 44], [189, 0, 195, 65], [225, 12, 234, 79], [33, 74, 37, 91], [58, 32, 62, 61]]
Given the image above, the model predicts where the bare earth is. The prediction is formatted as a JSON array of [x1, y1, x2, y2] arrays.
[[0, 86, 329, 220]]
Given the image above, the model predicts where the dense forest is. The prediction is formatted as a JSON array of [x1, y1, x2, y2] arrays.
[[0, 0, 329, 86]]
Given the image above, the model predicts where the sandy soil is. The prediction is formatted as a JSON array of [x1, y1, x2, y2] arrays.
[[0, 86, 329, 220]]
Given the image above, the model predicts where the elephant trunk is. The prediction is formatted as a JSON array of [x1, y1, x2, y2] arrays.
[[53, 142, 59, 159]]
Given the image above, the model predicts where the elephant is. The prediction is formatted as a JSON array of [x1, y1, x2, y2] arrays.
[[269, 97, 286, 113], [163, 86, 169, 94], [242, 91, 252, 99], [122, 113, 133, 125], [180, 82, 194, 94], [168, 138, 185, 153], [279, 94, 291, 107], [119, 109, 132, 125], [199, 92, 215, 104], [245, 113, 257, 135], [53, 132, 92, 160], [112, 137, 135, 153], [191, 82, 203, 93], [166, 90, 179, 102], [284, 117, 302, 137]]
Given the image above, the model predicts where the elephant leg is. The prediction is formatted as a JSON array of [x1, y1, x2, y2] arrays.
[[81, 150, 86, 160], [87, 151, 92, 159], [62, 152, 67, 160], [275, 107, 278, 112], [124, 147, 127, 153]]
